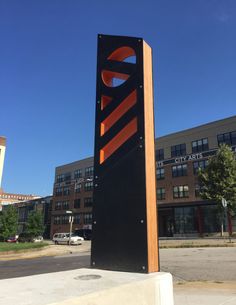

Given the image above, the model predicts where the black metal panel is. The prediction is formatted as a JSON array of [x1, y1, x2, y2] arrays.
[[91, 34, 148, 273]]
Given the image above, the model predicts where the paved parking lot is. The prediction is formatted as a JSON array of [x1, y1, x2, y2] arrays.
[[160, 247, 236, 282]]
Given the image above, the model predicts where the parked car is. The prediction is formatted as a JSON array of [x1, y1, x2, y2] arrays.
[[18, 232, 33, 242], [74, 229, 92, 240], [32, 236, 44, 242], [7, 236, 18, 243], [18, 233, 44, 243], [52, 233, 84, 245]]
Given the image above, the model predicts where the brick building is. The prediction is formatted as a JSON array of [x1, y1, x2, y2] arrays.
[[14, 196, 52, 238], [156, 115, 236, 237], [50, 157, 93, 237], [0, 191, 40, 211], [50, 116, 236, 237]]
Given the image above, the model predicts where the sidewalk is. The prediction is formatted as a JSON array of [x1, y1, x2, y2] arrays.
[[159, 237, 236, 248], [0, 267, 235, 305]]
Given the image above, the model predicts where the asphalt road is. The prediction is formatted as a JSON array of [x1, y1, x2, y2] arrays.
[[0, 254, 90, 279], [0, 247, 236, 282]]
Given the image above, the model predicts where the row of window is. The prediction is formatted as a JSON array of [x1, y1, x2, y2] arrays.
[[157, 160, 208, 179], [53, 213, 92, 225], [55, 182, 94, 196], [156, 139, 208, 161], [0, 194, 32, 200], [156, 130, 236, 161], [157, 184, 203, 200], [218, 131, 236, 146], [54, 197, 93, 210], [56, 166, 94, 183]]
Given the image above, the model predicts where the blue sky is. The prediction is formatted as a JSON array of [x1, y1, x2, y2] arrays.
[[1, 0, 236, 196]]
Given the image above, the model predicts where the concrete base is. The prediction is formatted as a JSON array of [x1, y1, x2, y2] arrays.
[[0, 268, 174, 305]]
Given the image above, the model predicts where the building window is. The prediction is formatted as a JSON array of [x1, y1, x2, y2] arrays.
[[173, 185, 189, 198], [64, 172, 71, 182], [171, 144, 186, 157], [74, 169, 82, 179], [56, 173, 71, 183], [63, 186, 70, 196], [61, 215, 69, 224], [193, 159, 208, 175], [55, 187, 63, 196], [85, 166, 94, 177], [84, 213, 93, 224], [156, 149, 164, 161], [195, 184, 205, 197], [192, 138, 208, 153], [55, 201, 62, 210], [74, 214, 81, 224], [84, 197, 93, 208], [157, 188, 165, 200], [174, 207, 198, 234], [75, 183, 82, 193], [62, 201, 69, 210], [172, 164, 187, 177], [56, 174, 64, 183], [217, 131, 236, 146], [157, 168, 165, 180], [74, 199, 81, 209], [84, 181, 93, 191], [54, 216, 61, 225]]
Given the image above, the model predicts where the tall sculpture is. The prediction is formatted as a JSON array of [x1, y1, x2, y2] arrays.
[[91, 34, 159, 273]]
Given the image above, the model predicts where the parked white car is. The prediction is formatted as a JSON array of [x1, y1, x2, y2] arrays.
[[52, 233, 84, 245], [33, 236, 44, 242]]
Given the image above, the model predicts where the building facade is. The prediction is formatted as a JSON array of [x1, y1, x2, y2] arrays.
[[156, 115, 236, 237], [50, 157, 94, 237], [16, 196, 52, 238], [0, 191, 40, 211], [50, 116, 236, 238]]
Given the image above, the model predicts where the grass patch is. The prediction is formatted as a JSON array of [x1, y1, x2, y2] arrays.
[[0, 242, 48, 253]]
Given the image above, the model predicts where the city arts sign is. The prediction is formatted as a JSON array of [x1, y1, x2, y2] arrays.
[[157, 152, 204, 168], [174, 152, 203, 164], [157, 152, 203, 167], [157, 146, 236, 168]]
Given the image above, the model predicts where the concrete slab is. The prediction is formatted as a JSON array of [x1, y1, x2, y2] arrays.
[[0, 268, 174, 305]]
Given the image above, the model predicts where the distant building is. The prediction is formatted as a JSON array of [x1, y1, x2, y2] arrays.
[[0, 136, 41, 211], [0, 191, 41, 211], [15, 196, 52, 238], [0, 191, 40, 211], [51, 157, 93, 237]]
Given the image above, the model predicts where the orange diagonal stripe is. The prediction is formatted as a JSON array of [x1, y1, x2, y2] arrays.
[[100, 90, 137, 136], [100, 117, 138, 164]]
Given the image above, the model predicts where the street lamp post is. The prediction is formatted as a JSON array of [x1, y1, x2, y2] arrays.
[[66, 210, 73, 245], [221, 198, 231, 242]]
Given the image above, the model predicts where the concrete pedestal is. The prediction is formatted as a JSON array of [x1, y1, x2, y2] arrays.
[[0, 268, 174, 305]]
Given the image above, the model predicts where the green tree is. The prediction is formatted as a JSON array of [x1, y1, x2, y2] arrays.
[[0, 205, 18, 240], [198, 144, 236, 214], [25, 211, 45, 237]]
